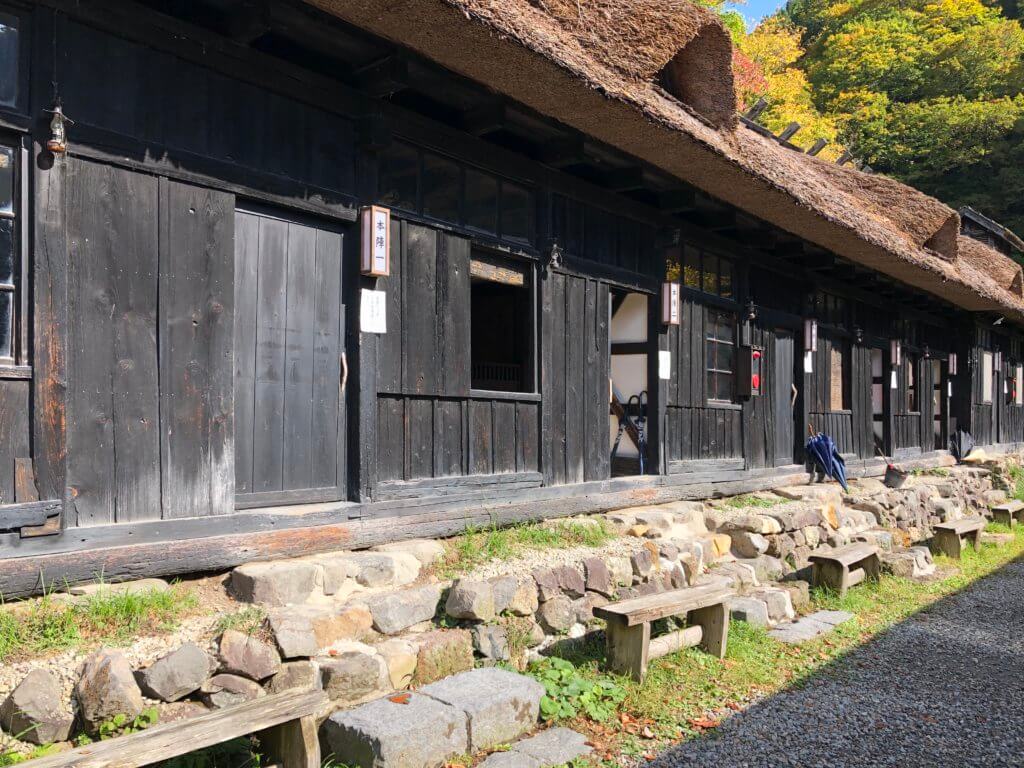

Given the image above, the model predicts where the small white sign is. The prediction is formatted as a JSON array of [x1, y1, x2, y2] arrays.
[[803, 349, 814, 373], [659, 350, 671, 380], [948, 381, 953, 397], [890, 370, 898, 389], [360, 289, 387, 334]]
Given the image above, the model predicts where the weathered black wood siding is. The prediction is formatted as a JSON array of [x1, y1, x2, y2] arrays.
[[65, 159, 234, 526], [0, 379, 30, 504]]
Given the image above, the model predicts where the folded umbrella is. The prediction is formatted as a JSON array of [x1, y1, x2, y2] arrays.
[[806, 431, 849, 492]]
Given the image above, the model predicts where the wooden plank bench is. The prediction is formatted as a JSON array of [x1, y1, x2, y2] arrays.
[[593, 583, 733, 682], [991, 500, 1024, 528], [21, 689, 326, 768], [931, 517, 985, 559], [809, 543, 881, 596]]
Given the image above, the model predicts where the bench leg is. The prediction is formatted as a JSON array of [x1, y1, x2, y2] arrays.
[[970, 528, 983, 552], [993, 509, 1013, 528], [688, 602, 729, 659], [257, 715, 320, 768], [862, 554, 882, 584], [931, 529, 962, 559], [1015, 510, 1024, 526], [812, 561, 848, 595], [605, 615, 650, 683]]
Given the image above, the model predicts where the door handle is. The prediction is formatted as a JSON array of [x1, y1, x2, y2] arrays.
[[340, 352, 349, 396]]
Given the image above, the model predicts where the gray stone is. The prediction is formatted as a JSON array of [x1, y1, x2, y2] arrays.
[[200, 674, 265, 709], [573, 593, 608, 624], [371, 538, 446, 566], [136, 643, 212, 702], [472, 625, 510, 660], [536, 595, 575, 633], [75, 649, 145, 733], [419, 668, 543, 751], [230, 561, 319, 606], [323, 693, 467, 768], [218, 629, 281, 681], [490, 575, 518, 614], [533, 568, 562, 602], [376, 639, 418, 691], [446, 579, 496, 621], [737, 555, 785, 583], [767, 507, 823, 532], [348, 552, 421, 588], [553, 565, 585, 598], [1, 670, 73, 745], [320, 645, 390, 706], [768, 610, 853, 645], [730, 531, 770, 558], [478, 751, 543, 768], [631, 549, 654, 578], [779, 580, 811, 612], [633, 509, 675, 535], [608, 556, 634, 587], [512, 727, 593, 764], [268, 603, 375, 658], [267, 660, 320, 694], [729, 596, 771, 627], [583, 557, 614, 597], [658, 542, 680, 561], [750, 588, 795, 622], [812, 610, 855, 626], [367, 584, 443, 635]]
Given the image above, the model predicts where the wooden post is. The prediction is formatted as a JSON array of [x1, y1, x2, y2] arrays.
[[932, 528, 962, 559], [688, 602, 728, 659], [605, 615, 651, 682], [257, 715, 320, 768]]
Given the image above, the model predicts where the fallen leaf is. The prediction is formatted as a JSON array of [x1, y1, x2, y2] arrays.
[[388, 693, 412, 705], [688, 717, 721, 730]]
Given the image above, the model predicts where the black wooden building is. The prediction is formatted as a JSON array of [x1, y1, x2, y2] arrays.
[[0, 0, 1022, 595]]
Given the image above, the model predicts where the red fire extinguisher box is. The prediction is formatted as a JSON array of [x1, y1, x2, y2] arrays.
[[738, 345, 764, 397]]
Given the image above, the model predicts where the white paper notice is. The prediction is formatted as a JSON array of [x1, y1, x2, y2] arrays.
[[948, 381, 953, 397], [360, 289, 387, 334], [659, 350, 671, 380], [803, 350, 813, 373], [890, 370, 898, 389]]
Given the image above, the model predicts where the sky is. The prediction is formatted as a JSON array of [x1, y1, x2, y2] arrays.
[[728, 0, 787, 29]]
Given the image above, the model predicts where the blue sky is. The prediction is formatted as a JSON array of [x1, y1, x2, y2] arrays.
[[727, 0, 787, 29]]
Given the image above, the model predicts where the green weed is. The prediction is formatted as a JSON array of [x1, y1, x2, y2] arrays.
[[723, 494, 785, 509]]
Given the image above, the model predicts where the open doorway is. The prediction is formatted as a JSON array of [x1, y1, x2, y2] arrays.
[[609, 291, 649, 476]]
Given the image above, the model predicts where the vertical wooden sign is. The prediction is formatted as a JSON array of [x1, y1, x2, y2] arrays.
[[361, 205, 391, 276], [661, 282, 680, 325]]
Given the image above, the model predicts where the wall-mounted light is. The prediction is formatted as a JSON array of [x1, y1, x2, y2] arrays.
[[360, 205, 391, 277], [661, 282, 681, 326], [44, 100, 73, 155], [853, 325, 864, 344], [745, 298, 757, 323], [890, 339, 901, 366], [923, 344, 931, 359]]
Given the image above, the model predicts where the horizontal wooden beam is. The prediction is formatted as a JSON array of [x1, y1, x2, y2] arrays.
[[658, 189, 697, 214], [461, 102, 508, 136], [536, 136, 587, 168], [603, 167, 646, 193], [0, 500, 62, 532], [353, 55, 410, 98]]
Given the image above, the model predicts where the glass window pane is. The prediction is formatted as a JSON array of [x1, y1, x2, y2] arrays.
[[422, 151, 460, 223], [717, 374, 734, 402], [719, 258, 733, 299], [0, 145, 12, 216], [705, 341, 716, 372], [706, 370, 716, 401], [0, 218, 13, 285], [718, 342, 734, 374], [378, 142, 418, 212], [501, 182, 532, 244], [683, 246, 700, 288], [465, 169, 498, 234], [702, 253, 718, 294], [0, 291, 12, 358], [0, 13, 17, 108]]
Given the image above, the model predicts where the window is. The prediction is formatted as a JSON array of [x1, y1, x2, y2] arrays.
[[682, 245, 734, 299], [0, 11, 18, 109], [422, 151, 460, 223], [907, 356, 919, 412], [465, 168, 498, 234], [470, 252, 534, 393], [501, 182, 532, 245], [815, 291, 847, 326], [829, 342, 850, 411], [0, 141, 17, 362], [982, 351, 993, 404], [378, 141, 418, 212], [705, 310, 735, 403]]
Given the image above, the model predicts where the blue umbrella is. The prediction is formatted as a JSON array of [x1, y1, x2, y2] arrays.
[[806, 431, 849, 492]]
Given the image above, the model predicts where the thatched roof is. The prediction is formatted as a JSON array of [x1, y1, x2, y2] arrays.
[[306, 0, 1024, 322]]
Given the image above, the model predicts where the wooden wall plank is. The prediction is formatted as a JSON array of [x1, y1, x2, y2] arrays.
[[377, 397, 405, 483], [402, 225, 438, 395], [158, 179, 234, 519], [439, 234, 470, 397], [233, 212, 260, 494], [311, 229, 344, 490], [377, 218, 404, 395], [565, 276, 585, 484], [0, 381, 30, 505], [492, 401, 517, 474], [408, 398, 434, 479], [282, 223, 317, 491], [469, 400, 493, 476]]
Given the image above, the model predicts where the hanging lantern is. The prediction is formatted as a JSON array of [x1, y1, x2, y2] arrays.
[[45, 101, 73, 155], [804, 319, 817, 352]]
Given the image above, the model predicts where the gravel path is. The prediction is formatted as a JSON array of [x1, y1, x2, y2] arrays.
[[652, 558, 1024, 768]]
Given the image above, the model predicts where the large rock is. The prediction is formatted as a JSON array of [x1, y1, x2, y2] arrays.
[[136, 643, 212, 702], [218, 630, 281, 681], [472, 625, 510, 661], [267, 660, 320, 694], [347, 552, 421, 589], [607, 556, 633, 587], [767, 506, 824, 532], [367, 584, 442, 635], [268, 603, 374, 658], [630, 549, 654, 579], [376, 639, 418, 690], [749, 588, 795, 622], [489, 575, 518, 615], [533, 566, 584, 601], [775, 484, 843, 507], [583, 558, 614, 597], [729, 596, 771, 627], [445, 579, 496, 621], [536, 595, 575, 633], [736, 555, 785, 583], [413, 630, 474, 685], [419, 668, 543, 752], [730, 531, 769, 558], [323, 693, 467, 768], [319, 644, 390, 707], [200, 674, 265, 709], [75, 649, 145, 733], [231, 561, 320, 606], [632, 510, 675, 535], [1, 670, 74, 745], [371, 538, 446, 566]]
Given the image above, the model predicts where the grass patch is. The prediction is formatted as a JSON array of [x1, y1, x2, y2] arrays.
[[438, 519, 615, 578], [213, 606, 267, 637], [723, 494, 785, 510], [0, 584, 199, 663], [524, 524, 1024, 766]]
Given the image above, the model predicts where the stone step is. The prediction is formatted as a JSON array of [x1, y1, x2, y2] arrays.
[[478, 728, 593, 768], [768, 610, 854, 644], [322, 668, 543, 768]]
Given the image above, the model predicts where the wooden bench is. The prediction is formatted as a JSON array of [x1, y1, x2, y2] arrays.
[[593, 583, 733, 682], [991, 500, 1024, 528], [22, 689, 326, 768], [931, 517, 985, 559], [809, 543, 881, 596]]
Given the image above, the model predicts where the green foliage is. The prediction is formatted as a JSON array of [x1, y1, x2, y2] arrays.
[[530, 657, 626, 723], [214, 606, 267, 637], [157, 737, 261, 768], [723, 493, 785, 509], [0, 585, 198, 662], [76, 707, 160, 746]]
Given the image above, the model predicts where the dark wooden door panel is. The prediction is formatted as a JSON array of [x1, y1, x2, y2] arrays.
[[774, 330, 795, 465], [234, 208, 345, 504]]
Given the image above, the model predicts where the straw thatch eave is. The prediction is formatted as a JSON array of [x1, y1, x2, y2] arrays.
[[304, 0, 1024, 323]]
